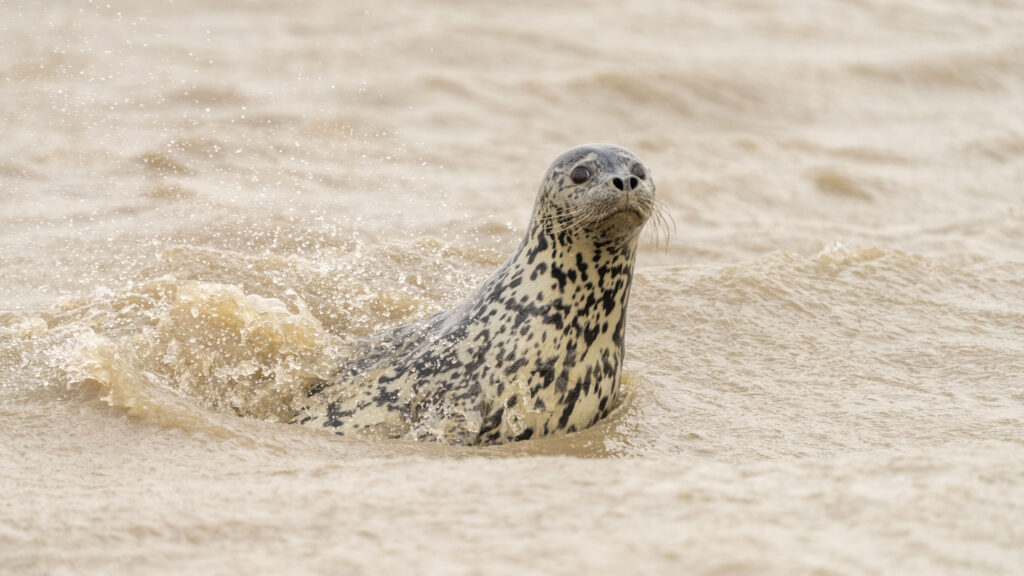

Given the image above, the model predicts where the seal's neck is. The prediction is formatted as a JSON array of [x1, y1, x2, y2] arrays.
[[514, 221, 641, 274], [461, 218, 640, 440], [489, 221, 640, 346]]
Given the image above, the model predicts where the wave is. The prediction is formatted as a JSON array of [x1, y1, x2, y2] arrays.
[[1, 239, 501, 435]]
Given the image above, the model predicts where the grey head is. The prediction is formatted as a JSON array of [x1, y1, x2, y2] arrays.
[[532, 144, 656, 244]]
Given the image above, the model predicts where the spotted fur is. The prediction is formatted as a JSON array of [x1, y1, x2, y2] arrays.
[[293, 144, 657, 445]]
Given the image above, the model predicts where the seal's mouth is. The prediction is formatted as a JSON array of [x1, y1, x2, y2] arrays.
[[588, 202, 650, 238], [601, 201, 649, 224]]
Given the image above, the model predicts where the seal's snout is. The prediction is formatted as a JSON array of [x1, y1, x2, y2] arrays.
[[611, 176, 641, 192]]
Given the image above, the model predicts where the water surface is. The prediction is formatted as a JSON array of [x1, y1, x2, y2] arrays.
[[2, 1, 1023, 574]]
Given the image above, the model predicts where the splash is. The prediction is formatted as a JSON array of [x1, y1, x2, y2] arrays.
[[61, 281, 335, 426], [814, 242, 888, 272], [27, 237, 501, 433]]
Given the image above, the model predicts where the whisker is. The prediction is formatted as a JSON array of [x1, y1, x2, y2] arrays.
[[640, 199, 675, 252]]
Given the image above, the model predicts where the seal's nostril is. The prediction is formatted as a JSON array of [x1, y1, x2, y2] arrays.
[[629, 176, 639, 190], [612, 177, 624, 191]]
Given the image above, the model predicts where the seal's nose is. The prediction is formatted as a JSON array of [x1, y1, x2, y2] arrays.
[[612, 176, 640, 191]]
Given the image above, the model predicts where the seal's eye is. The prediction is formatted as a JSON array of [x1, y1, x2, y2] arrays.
[[631, 164, 647, 180], [570, 166, 590, 185]]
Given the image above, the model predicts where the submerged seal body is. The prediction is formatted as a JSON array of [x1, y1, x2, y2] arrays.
[[294, 144, 658, 445]]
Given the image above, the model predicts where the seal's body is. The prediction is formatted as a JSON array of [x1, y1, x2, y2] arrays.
[[294, 144, 657, 445]]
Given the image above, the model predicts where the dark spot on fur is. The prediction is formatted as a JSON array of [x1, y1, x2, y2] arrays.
[[504, 357, 528, 375], [557, 382, 582, 430], [527, 233, 549, 264], [576, 253, 589, 282], [550, 262, 568, 291]]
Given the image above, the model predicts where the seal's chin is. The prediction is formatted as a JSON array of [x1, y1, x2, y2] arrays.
[[592, 203, 650, 236]]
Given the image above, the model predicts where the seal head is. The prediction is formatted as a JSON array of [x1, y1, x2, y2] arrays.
[[534, 144, 656, 241], [294, 144, 656, 445]]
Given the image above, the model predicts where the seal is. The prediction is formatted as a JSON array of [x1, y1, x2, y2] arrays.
[[293, 144, 661, 445]]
